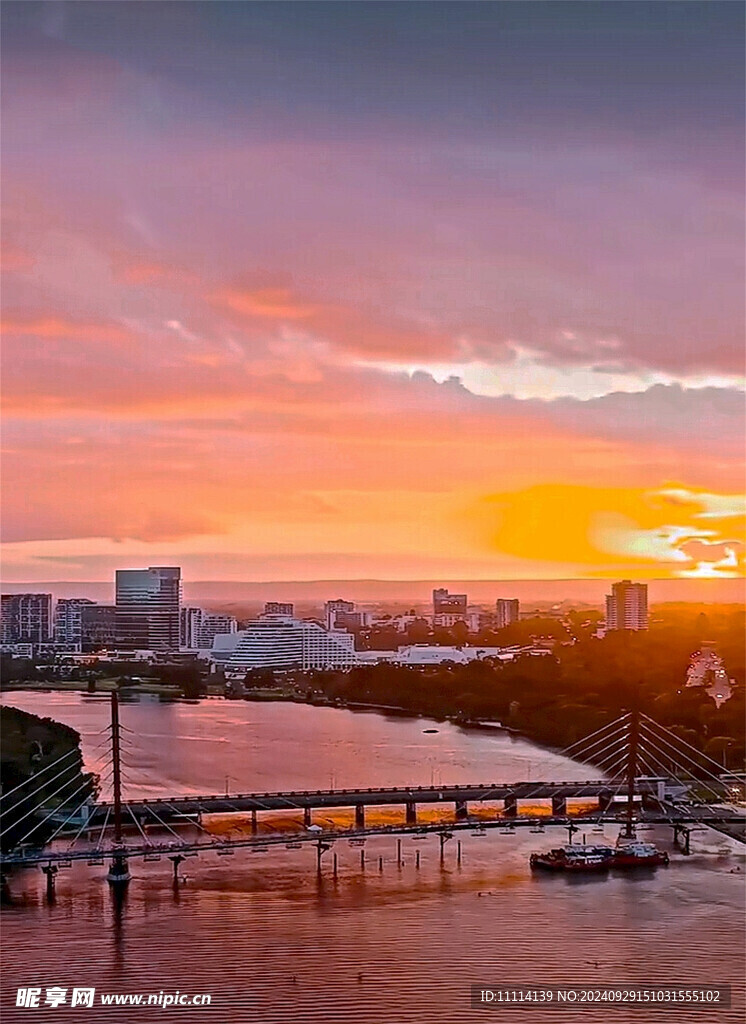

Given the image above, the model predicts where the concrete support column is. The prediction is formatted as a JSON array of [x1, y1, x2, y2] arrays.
[[455, 799, 468, 821], [551, 794, 567, 816], [597, 789, 613, 812], [42, 865, 58, 903], [303, 806, 312, 827], [251, 809, 258, 834], [504, 792, 517, 818], [405, 801, 417, 825], [107, 852, 131, 886], [355, 804, 365, 829], [169, 854, 185, 885]]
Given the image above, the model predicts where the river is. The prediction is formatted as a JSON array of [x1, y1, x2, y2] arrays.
[[2, 692, 744, 1023]]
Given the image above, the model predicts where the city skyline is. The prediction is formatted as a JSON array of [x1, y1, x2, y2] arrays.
[[2, 2, 744, 586]]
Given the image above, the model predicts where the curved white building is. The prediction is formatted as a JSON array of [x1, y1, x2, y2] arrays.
[[227, 615, 357, 672]]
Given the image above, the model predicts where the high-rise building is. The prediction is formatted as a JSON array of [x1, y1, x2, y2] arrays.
[[115, 567, 181, 650], [81, 604, 117, 652], [325, 599, 354, 630], [180, 605, 238, 650], [495, 598, 520, 629], [54, 598, 95, 651], [264, 601, 294, 617], [605, 580, 648, 631], [195, 613, 237, 651], [1, 593, 53, 644], [324, 599, 371, 631], [432, 588, 468, 627], [180, 605, 204, 648], [227, 614, 357, 672]]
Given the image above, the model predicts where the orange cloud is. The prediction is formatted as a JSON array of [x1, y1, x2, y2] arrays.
[[212, 280, 457, 360], [468, 484, 745, 578], [214, 286, 319, 320], [1, 315, 131, 344]]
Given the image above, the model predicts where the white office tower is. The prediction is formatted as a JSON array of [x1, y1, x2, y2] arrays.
[[495, 598, 520, 629], [227, 615, 357, 671], [54, 598, 95, 651], [605, 580, 648, 631]]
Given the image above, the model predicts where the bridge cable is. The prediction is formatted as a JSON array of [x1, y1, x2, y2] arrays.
[[49, 795, 99, 849], [0, 748, 80, 804], [141, 804, 188, 845], [640, 715, 742, 781], [518, 714, 631, 786], [0, 765, 96, 839], [504, 723, 632, 808], [638, 722, 732, 792], [126, 804, 152, 846], [637, 730, 726, 805], [10, 777, 97, 847], [91, 806, 111, 851]]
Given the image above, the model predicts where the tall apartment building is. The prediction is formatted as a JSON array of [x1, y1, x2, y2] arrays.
[[115, 567, 181, 650], [196, 613, 237, 650], [227, 614, 357, 672], [605, 580, 648, 631], [81, 604, 117, 651], [54, 598, 95, 651], [180, 606, 204, 648], [325, 599, 354, 630], [432, 588, 468, 627], [324, 599, 371, 631], [495, 598, 520, 629], [264, 601, 294, 617], [181, 606, 238, 650], [1, 593, 53, 644]]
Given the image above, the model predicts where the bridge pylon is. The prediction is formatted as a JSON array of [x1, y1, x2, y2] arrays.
[[106, 692, 130, 886]]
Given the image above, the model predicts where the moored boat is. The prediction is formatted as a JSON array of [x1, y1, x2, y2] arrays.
[[530, 838, 670, 874], [612, 841, 669, 868], [530, 844, 614, 873]]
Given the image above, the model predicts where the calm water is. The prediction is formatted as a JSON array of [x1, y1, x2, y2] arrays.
[[2, 692, 744, 1023]]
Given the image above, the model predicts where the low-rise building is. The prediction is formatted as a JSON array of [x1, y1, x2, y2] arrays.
[[227, 614, 357, 673]]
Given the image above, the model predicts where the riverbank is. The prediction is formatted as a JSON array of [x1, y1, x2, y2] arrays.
[[1, 680, 514, 736]]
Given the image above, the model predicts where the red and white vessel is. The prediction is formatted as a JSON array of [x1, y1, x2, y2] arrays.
[[613, 836, 669, 868]]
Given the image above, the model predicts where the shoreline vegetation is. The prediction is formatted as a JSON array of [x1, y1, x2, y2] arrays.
[[2, 605, 744, 775], [0, 706, 97, 852]]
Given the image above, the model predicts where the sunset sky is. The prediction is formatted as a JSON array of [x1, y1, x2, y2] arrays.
[[1, 1, 744, 585]]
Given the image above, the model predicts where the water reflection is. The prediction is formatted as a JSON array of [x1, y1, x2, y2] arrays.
[[1, 693, 744, 1024]]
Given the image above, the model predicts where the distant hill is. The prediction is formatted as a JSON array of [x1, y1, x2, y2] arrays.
[[2, 577, 743, 608]]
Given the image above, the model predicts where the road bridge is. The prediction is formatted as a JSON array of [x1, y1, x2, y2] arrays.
[[2, 696, 743, 897]]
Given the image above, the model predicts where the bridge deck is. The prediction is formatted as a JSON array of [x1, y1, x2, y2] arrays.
[[3, 807, 744, 869], [85, 778, 711, 825]]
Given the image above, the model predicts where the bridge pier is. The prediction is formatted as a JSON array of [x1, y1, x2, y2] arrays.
[[315, 840, 331, 873], [355, 804, 366, 829], [303, 807, 312, 828], [551, 795, 567, 816], [169, 854, 185, 885], [42, 864, 58, 903], [455, 799, 468, 821], [504, 792, 517, 818], [405, 801, 417, 825], [597, 789, 613, 812], [107, 851, 131, 886], [673, 826, 691, 855], [251, 810, 258, 835]]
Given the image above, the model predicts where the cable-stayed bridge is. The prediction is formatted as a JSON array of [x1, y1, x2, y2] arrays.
[[2, 694, 743, 897]]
